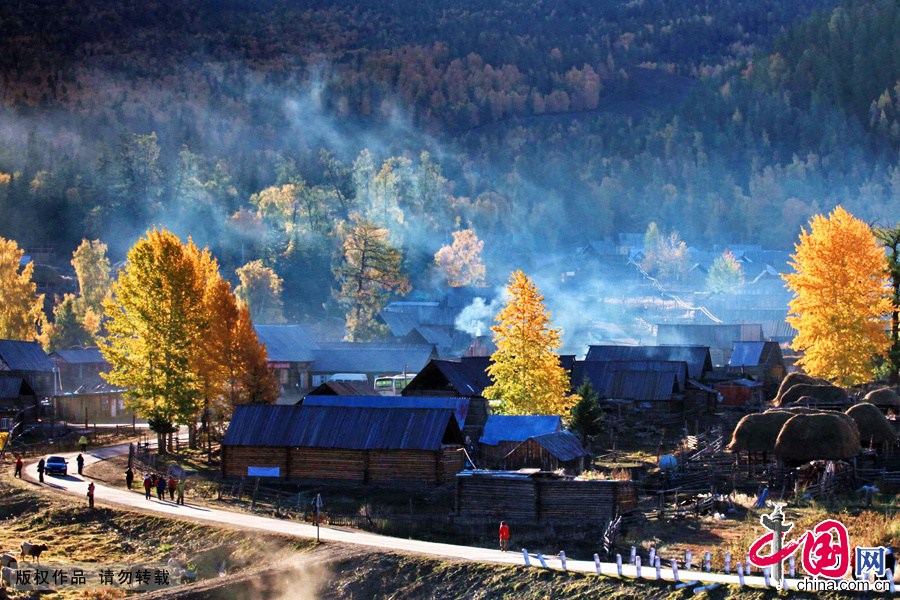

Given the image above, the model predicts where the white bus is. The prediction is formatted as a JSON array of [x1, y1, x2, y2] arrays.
[[373, 374, 417, 396]]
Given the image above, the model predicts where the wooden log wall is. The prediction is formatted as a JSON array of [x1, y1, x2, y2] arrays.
[[441, 446, 465, 483], [222, 446, 288, 478], [289, 448, 365, 482], [456, 476, 638, 522]]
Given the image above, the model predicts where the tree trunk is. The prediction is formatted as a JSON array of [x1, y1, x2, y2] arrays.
[[157, 431, 166, 455], [188, 423, 197, 450]]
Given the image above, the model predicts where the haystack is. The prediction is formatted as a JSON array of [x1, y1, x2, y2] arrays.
[[863, 388, 900, 411], [776, 384, 848, 407], [774, 372, 826, 404], [773, 405, 821, 414], [774, 413, 861, 462], [728, 411, 796, 454], [845, 402, 898, 446]]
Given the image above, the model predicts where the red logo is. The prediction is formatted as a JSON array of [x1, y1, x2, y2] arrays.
[[749, 518, 850, 578]]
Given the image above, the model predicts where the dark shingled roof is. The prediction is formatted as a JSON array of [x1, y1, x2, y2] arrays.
[[312, 343, 436, 374], [303, 395, 471, 428], [585, 345, 712, 379], [480, 415, 562, 445], [0, 340, 53, 372], [51, 347, 106, 364], [403, 358, 493, 397], [223, 404, 462, 450], [572, 362, 679, 401], [0, 377, 35, 398], [305, 381, 378, 397], [526, 431, 590, 462], [573, 359, 688, 391], [254, 325, 319, 363]]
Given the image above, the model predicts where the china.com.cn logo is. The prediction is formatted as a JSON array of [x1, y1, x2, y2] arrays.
[[747, 505, 893, 592]]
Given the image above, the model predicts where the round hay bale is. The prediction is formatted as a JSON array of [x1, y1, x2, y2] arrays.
[[772, 406, 822, 414], [863, 388, 900, 410], [728, 411, 796, 454], [774, 413, 861, 462], [776, 384, 848, 407], [845, 402, 898, 446], [775, 372, 826, 404]]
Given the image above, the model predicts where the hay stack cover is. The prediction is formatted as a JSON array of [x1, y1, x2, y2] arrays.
[[863, 388, 900, 410], [728, 411, 796, 454], [774, 413, 861, 462], [776, 384, 848, 407], [846, 402, 898, 446], [774, 372, 826, 404]]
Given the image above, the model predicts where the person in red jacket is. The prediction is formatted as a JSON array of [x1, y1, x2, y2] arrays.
[[499, 521, 510, 552]]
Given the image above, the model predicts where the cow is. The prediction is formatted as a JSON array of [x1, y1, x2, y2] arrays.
[[20, 542, 48, 564]]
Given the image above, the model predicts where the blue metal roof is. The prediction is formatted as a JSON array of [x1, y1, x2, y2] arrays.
[[51, 347, 106, 364], [224, 404, 462, 450], [573, 359, 687, 391], [303, 395, 471, 428], [572, 362, 679, 401], [0, 340, 53, 372], [254, 325, 319, 363], [729, 341, 766, 367], [480, 415, 562, 446], [312, 343, 435, 373], [585, 345, 712, 379], [0, 377, 34, 398]]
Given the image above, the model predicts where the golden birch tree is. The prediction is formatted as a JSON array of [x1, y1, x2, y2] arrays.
[[0, 237, 44, 340], [784, 206, 893, 385], [434, 228, 487, 287], [483, 270, 575, 415]]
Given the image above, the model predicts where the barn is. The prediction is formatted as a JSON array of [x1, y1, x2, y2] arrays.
[[222, 404, 465, 485], [501, 430, 589, 474]]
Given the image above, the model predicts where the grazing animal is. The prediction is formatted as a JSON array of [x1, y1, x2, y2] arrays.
[[0, 553, 17, 569], [20, 542, 49, 564]]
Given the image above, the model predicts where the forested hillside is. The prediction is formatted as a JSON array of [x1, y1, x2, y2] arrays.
[[2, 0, 899, 322]]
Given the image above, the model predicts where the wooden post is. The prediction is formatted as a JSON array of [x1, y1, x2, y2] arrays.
[[671, 559, 679, 582], [685, 549, 692, 570], [635, 555, 641, 579], [251, 477, 260, 508], [737, 563, 745, 586], [594, 554, 601, 575], [616, 554, 622, 576], [522, 549, 531, 567], [560, 551, 567, 571]]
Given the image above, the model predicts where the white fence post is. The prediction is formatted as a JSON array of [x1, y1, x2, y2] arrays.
[[522, 549, 530, 567], [649, 547, 656, 565], [560, 551, 567, 572], [537, 553, 549, 569], [671, 559, 680, 582], [635, 555, 642, 579], [616, 554, 623, 576], [630, 546, 636, 564], [745, 554, 751, 574], [685, 550, 692, 570], [724, 552, 731, 574], [593, 554, 602, 575], [655, 557, 661, 580], [737, 563, 745, 587], [704, 551, 711, 572], [889, 570, 896, 594], [789, 556, 795, 578], [763, 567, 771, 587]]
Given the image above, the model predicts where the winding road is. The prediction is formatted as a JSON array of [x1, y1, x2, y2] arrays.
[[22, 443, 805, 592]]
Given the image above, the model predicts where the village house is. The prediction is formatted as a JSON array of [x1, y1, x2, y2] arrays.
[[584, 345, 713, 380], [478, 415, 563, 468], [0, 340, 55, 398], [0, 378, 38, 431], [727, 341, 786, 399], [254, 325, 320, 404], [304, 380, 379, 398], [501, 430, 590, 474], [50, 347, 131, 424], [309, 342, 437, 387], [221, 404, 465, 485], [655, 323, 764, 367]]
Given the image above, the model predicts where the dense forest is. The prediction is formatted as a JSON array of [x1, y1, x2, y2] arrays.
[[1, 0, 899, 324]]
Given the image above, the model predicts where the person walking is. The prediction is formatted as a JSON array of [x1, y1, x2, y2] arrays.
[[37, 458, 45, 483], [167, 475, 177, 501], [176, 478, 186, 505], [156, 474, 167, 501], [143, 474, 152, 500], [78, 434, 88, 453], [14, 456, 23, 478], [87, 481, 95, 508], [499, 521, 510, 552], [76, 453, 85, 475], [125, 467, 134, 490]]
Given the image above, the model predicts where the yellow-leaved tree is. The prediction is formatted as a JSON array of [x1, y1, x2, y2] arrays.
[[783, 206, 893, 385], [0, 237, 44, 340], [434, 228, 487, 287], [483, 270, 575, 415]]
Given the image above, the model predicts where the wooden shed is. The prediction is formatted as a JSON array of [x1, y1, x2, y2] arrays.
[[455, 470, 637, 523], [728, 341, 786, 399], [478, 415, 562, 468], [502, 431, 589, 474], [222, 404, 465, 485]]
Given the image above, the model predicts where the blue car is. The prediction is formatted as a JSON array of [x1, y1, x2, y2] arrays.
[[44, 456, 68, 476]]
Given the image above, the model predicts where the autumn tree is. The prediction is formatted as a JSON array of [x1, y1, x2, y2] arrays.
[[483, 270, 575, 415], [235, 260, 285, 324], [784, 207, 893, 385], [0, 237, 44, 340], [100, 228, 209, 452], [39, 294, 94, 351], [706, 250, 744, 293], [235, 302, 280, 405], [334, 215, 410, 341], [568, 380, 604, 446], [642, 223, 690, 281], [434, 229, 487, 287], [71, 239, 112, 316]]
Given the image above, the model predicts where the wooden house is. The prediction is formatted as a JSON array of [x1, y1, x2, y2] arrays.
[[309, 342, 437, 388], [502, 431, 589, 474], [585, 345, 713, 380], [0, 340, 55, 397], [221, 404, 464, 485], [714, 378, 765, 406], [655, 324, 764, 367], [402, 358, 492, 440], [479, 415, 562, 467], [50, 347, 132, 424], [0, 378, 38, 431], [255, 325, 320, 404], [455, 470, 637, 523], [728, 341, 786, 399], [304, 380, 378, 398]]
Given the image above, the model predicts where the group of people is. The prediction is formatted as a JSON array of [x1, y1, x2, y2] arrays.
[[142, 472, 186, 505]]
